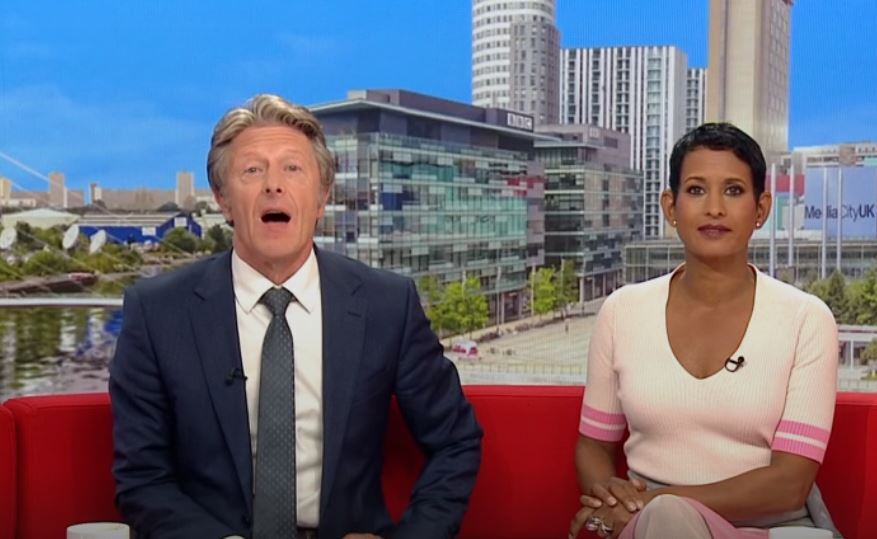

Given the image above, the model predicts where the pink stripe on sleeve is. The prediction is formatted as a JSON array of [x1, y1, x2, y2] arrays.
[[772, 437, 826, 463], [580, 421, 626, 442], [581, 404, 626, 425], [776, 420, 830, 444]]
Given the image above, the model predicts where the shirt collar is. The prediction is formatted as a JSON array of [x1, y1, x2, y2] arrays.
[[231, 248, 320, 314]]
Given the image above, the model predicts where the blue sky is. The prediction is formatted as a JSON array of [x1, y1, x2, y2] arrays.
[[0, 0, 875, 193]]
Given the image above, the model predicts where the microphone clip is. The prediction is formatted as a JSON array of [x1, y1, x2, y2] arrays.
[[724, 356, 745, 373], [225, 367, 248, 385]]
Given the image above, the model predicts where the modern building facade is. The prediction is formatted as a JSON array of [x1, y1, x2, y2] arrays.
[[686, 68, 707, 132], [535, 124, 642, 300], [707, 0, 792, 159], [76, 212, 202, 244], [175, 171, 196, 209], [91, 187, 175, 210], [625, 239, 877, 286], [48, 171, 65, 208], [89, 182, 102, 205], [0, 177, 12, 204], [560, 45, 688, 238], [472, 0, 560, 125], [312, 89, 556, 322], [788, 142, 877, 170]]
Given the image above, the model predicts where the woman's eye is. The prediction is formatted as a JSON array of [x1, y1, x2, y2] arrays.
[[686, 185, 704, 195], [726, 185, 744, 196]]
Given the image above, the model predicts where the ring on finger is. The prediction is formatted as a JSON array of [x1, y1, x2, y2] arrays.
[[599, 521, 614, 535], [584, 515, 603, 532]]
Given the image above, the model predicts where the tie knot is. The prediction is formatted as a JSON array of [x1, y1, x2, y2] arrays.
[[260, 287, 294, 317]]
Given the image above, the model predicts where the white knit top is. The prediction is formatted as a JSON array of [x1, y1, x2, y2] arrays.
[[579, 266, 839, 486]]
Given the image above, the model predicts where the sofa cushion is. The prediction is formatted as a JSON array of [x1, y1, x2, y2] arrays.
[[4, 393, 120, 539], [816, 392, 877, 538], [0, 404, 15, 539]]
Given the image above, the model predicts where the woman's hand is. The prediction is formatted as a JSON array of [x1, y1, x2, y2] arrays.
[[569, 497, 637, 539], [589, 476, 647, 513], [569, 494, 602, 538]]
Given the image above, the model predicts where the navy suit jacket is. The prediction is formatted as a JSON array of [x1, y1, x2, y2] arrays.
[[109, 248, 482, 539]]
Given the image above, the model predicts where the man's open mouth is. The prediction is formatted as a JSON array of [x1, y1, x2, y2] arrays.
[[261, 211, 291, 223]]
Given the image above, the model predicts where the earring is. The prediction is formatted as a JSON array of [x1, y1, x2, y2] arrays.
[[756, 220, 761, 228], [672, 220, 677, 227]]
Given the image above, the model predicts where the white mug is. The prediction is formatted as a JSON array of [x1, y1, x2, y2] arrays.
[[67, 522, 130, 539], [769, 527, 832, 539]]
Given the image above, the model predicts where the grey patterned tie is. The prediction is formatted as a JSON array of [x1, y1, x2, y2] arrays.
[[253, 287, 297, 538]]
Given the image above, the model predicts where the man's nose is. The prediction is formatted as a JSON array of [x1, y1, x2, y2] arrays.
[[263, 169, 284, 194]]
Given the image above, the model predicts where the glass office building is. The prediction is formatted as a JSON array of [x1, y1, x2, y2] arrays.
[[312, 90, 553, 321], [536, 125, 643, 300]]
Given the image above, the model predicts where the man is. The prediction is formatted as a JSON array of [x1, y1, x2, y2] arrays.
[[109, 94, 483, 539]]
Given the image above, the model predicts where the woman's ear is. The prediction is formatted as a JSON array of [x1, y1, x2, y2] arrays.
[[660, 189, 676, 227]]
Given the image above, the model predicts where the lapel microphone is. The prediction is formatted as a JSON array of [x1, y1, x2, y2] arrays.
[[724, 356, 745, 373], [225, 367, 248, 385]]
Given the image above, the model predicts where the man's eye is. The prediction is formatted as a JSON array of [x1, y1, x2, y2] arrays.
[[286, 164, 301, 172], [243, 166, 261, 175]]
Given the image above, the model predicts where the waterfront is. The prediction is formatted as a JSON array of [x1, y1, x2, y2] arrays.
[[0, 306, 121, 399], [2, 301, 873, 400]]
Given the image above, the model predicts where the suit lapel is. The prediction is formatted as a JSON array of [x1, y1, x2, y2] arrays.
[[190, 251, 253, 512], [317, 249, 367, 516]]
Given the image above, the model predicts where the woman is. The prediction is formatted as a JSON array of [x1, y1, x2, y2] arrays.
[[569, 123, 840, 539]]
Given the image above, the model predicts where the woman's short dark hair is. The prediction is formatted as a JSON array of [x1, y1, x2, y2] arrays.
[[668, 122, 766, 200]]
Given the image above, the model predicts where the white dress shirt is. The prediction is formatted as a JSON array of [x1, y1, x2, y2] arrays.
[[231, 249, 323, 527]]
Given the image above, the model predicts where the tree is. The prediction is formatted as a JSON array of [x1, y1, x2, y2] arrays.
[[157, 202, 181, 213], [21, 250, 72, 276], [862, 338, 877, 378], [532, 267, 557, 316], [14, 222, 39, 251], [554, 259, 578, 313], [441, 276, 489, 337], [205, 225, 232, 253], [160, 228, 198, 254], [419, 276, 449, 338], [861, 339, 877, 362], [0, 257, 18, 281], [823, 271, 848, 323], [74, 243, 143, 274], [35, 226, 64, 250], [846, 270, 877, 326], [806, 272, 848, 323]]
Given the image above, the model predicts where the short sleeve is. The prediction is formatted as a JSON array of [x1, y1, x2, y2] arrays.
[[771, 296, 839, 463], [579, 291, 626, 442]]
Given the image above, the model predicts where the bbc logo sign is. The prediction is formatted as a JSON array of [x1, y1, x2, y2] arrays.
[[505, 112, 534, 132]]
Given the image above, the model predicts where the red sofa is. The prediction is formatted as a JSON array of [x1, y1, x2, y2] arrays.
[[2, 387, 876, 539], [0, 405, 15, 539]]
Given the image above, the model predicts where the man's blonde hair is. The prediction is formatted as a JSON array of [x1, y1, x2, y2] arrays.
[[206, 94, 335, 194]]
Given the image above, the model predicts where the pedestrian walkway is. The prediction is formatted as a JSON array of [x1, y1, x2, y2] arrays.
[[445, 300, 604, 385]]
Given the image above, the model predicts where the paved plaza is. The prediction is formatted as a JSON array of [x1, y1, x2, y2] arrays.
[[447, 313, 597, 385]]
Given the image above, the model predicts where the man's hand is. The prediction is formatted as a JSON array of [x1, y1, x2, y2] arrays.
[[343, 534, 382, 539]]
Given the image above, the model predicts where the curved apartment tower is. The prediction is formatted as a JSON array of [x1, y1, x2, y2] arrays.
[[472, 0, 559, 125]]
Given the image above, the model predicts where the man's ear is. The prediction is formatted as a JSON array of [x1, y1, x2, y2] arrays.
[[214, 188, 234, 227]]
